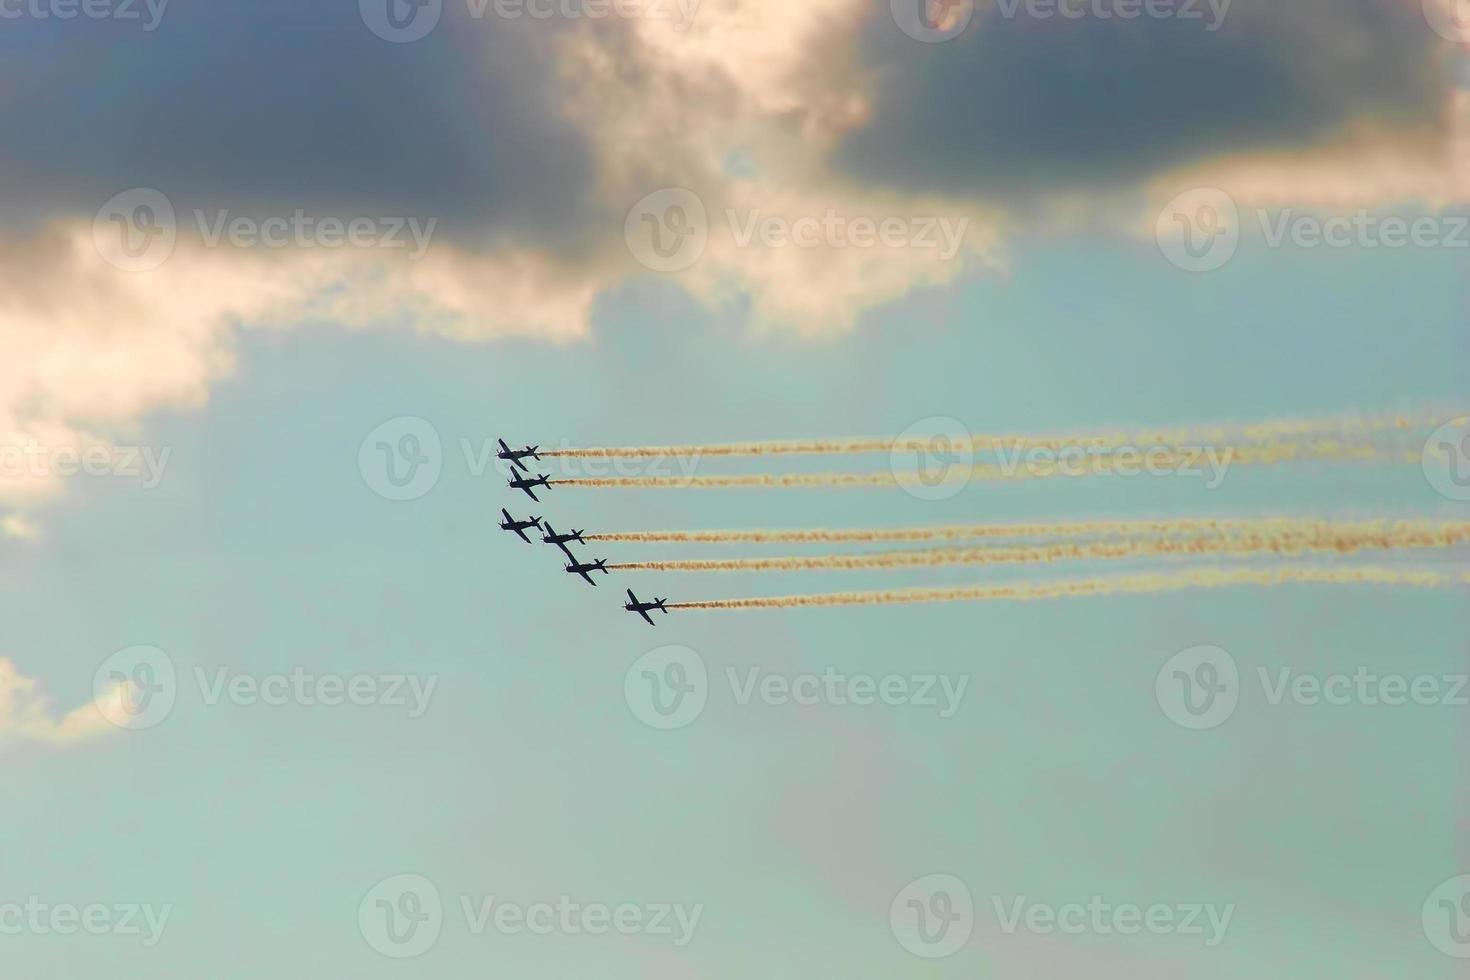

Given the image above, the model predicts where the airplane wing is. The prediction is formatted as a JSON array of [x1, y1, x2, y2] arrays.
[[555, 543, 576, 559], [510, 457, 528, 472], [512, 527, 531, 543], [580, 571, 597, 585], [627, 589, 638, 603], [523, 487, 539, 502], [638, 609, 655, 625], [501, 508, 512, 522]]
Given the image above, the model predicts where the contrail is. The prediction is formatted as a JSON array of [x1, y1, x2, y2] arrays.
[[667, 566, 1470, 610], [589, 517, 1431, 544], [552, 442, 1415, 489], [542, 409, 1454, 458], [609, 523, 1470, 572]]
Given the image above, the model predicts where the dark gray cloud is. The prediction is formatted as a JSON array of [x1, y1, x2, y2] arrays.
[[837, 0, 1452, 197], [0, 1, 600, 248]]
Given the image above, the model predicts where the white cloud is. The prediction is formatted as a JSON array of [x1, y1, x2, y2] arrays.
[[0, 658, 119, 747]]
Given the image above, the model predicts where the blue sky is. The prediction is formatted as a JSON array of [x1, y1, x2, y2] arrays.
[[3, 1, 1470, 977]]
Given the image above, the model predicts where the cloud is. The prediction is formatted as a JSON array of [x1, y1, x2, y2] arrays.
[[0, 658, 118, 747], [836, 0, 1454, 200], [1, 0, 1465, 526]]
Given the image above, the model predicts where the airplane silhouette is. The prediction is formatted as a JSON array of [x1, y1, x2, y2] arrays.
[[508, 472, 551, 501], [565, 558, 609, 586], [541, 522, 586, 557], [497, 438, 540, 473], [624, 589, 669, 625], [498, 509, 542, 543]]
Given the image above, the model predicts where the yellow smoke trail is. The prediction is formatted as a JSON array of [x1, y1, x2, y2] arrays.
[[542, 409, 1451, 458], [667, 566, 1470, 610], [552, 442, 1415, 489], [590, 517, 1416, 544], [609, 523, 1470, 572]]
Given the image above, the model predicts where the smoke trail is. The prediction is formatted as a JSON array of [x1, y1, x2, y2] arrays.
[[590, 517, 1426, 544], [609, 523, 1470, 572], [668, 566, 1470, 610], [553, 442, 1415, 489], [542, 408, 1454, 458]]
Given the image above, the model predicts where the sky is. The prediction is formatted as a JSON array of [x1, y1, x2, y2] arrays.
[[2, 1, 1470, 977]]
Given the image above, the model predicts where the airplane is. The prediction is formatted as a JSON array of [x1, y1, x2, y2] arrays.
[[508, 472, 551, 501], [498, 509, 542, 544], [497, 438, 541, 472], [624, 589, 669, 625], [540, 522, 586, 556], [565, 558, 610, 586]]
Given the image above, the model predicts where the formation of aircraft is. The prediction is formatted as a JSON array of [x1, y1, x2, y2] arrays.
[[497, 439, 541, 472], [624, 590, 669, 626], [499, 509, 542, 543], [498, 436, 670, 621]]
